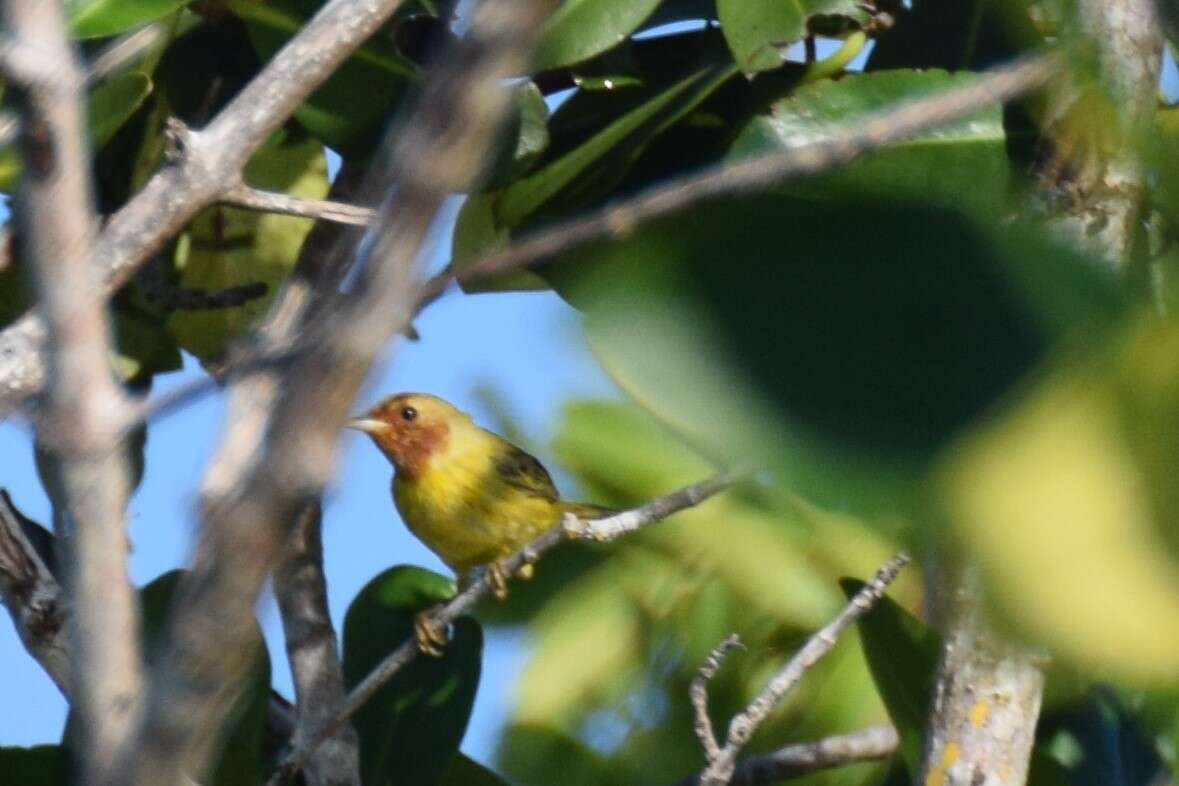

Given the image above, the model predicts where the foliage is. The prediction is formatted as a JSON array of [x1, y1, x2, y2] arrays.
[[5, 1, 1179, 785]]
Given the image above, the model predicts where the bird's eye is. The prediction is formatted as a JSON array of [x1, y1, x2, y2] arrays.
[[401, 406, 417, 422]]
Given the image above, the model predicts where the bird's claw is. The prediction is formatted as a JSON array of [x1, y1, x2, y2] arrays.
[[414, 608, 448, 657], [489, 560, 511, 600]]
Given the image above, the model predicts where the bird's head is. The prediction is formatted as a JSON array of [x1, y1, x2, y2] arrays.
[[346, 392, 465, 478]]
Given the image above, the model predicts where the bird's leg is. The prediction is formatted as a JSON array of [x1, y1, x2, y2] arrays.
[[488, 560, 510, 600], [516, 545, 539, 580], [414, 609, 448, 657]]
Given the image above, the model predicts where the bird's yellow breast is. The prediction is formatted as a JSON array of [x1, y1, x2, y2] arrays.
[[391, 423, 561, 573]]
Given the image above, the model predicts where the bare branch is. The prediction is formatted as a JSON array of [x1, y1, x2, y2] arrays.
[[270, 469, 745, 785], [675, 725, 899, 786], [114, 2, 549, 784], [275, 503, 360, 786], [0, 0, 418, 414], [222, 181, 378, 226], [417, 51, 1061, 308], [2, 2, 143, 781], [0, 490, 69, 696], [691, 634, 742, 763], [697, 553, 910, 786]]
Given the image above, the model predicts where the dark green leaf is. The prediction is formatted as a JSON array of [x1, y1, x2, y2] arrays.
[[483, 82, 551, 190], [112, 304, 183, 383], [67, 0, 189, 39], [533, 0, 664, 71], [434, 753, 512, 786], [1038, 689, 1166, 786], [716, 0, 865, 74], [0, 746, 67, 786], [841, 579, 938, 774], [867, 0, 1040, 71], [343, 566, 483, 786], [229, 0, 416, 157]]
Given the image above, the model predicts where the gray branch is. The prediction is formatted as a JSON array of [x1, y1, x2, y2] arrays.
[[110, 2, 548, 784], [269, 469, 745, 786], [2, 2, 143, 782], [696, 553, 910, 786], [0, 0, 418, 416], [222, 181, 378, 227]]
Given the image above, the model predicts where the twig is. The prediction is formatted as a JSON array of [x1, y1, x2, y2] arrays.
[[268, 469, 744, 786], [691, 634, 742, 762], [3, 3, 143, 783], [222, 181, 378, 227], [695, 553, 910, 786], [0, 0, 417, 414], [675, 725, 899, 786], [0, 490, 69, 696], [274, 504, 361, 786], [415, 50, 1061, 309], [115, 3, 549, 785]]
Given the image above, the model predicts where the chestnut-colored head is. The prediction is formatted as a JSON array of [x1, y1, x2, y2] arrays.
[[347, 392, 462, 478]]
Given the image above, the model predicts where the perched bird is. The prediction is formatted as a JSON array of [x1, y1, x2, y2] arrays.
[[347, 392, 612, 653]]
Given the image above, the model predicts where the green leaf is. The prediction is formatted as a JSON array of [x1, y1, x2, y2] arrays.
[[343, 566, 483, 786], [139, 571, 272, 786], [1038, 690, 1166, 786], [533, 0, 664, 71], [0, 71, 153, 192], [483, 82, 551, 190], [230, 0, 416, 157], [841, 578, 938, 774], [717, 0, 865, 74], [111, 303, 183, 383], [167, 129, 328, 362], [0, 746, 67, 786], [434, 753, 512, 786], [67, 0, 189, 39], [867, 0, 1041, 72]]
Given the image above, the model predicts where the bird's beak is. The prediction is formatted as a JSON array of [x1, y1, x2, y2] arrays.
[[345, 417, 389, 435]]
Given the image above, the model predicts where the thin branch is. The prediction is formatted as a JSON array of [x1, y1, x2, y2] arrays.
[[222, 181, 378, 227], [675, 725, 900, 786], [691, 634, 742, 763], [0, 0, 418, 414], [269, 469, 744, 786], [274, 503, 359, 786], [697, 553, 910, 786], [114, 2, 548, 784], [416, 51, 1061, 308], [3, 3, 143, 783], [0, 489, 70, 696]]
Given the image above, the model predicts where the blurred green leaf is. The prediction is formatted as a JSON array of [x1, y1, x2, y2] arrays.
[[533, 0, 663, 71], [1038, 689, 1166, 786], [229, 0, 416, 157], [716, 0, 864, 74], [866, 0, 1040, 71], [67, 0, 188, 39], [167, 129, 328, 362], [140, 571, 271, 786], [112, 304, 183, 383], [938, 317, 1179, 684], [0, 71, 153, 191], [343, 566, 482, 786], [0, 746, 67, 786], [841, 579, 938, 774], [435, 753, 512, 786]]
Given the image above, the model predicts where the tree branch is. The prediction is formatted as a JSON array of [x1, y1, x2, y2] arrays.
[[691, 634, 742, 763], [269, 469, 745, 786], [675, 725, 899, 786], [112, 2, 548, 784], [222, 181, 378, 226], [0, 0, 418, 415], [695, 553, 910, 786], [0, 489, 69, 696], [2, 2, 143, 781], [416, 51, 1061, 308]]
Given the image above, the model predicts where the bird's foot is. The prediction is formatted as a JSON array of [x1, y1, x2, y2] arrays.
[[488, 560, 511, 600], [516, 546, 539, 581], [414, 608, 448, 657]]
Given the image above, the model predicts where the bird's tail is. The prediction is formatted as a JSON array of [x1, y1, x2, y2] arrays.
[[560, 501, 618, 520]]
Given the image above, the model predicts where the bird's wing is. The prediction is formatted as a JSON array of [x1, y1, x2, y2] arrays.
[[493, 443, 560, 502]]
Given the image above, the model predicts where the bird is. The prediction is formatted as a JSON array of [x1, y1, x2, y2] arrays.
[[347, 392, 612, 654]]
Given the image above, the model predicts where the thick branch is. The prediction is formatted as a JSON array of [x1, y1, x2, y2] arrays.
[[269, 469, 744, 785], [2, 2, 143, 781], [275, 503, 359, 786], [113, 3, 548, 784], [696, 553, 910, 786], [0, 0, 417, 414]]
